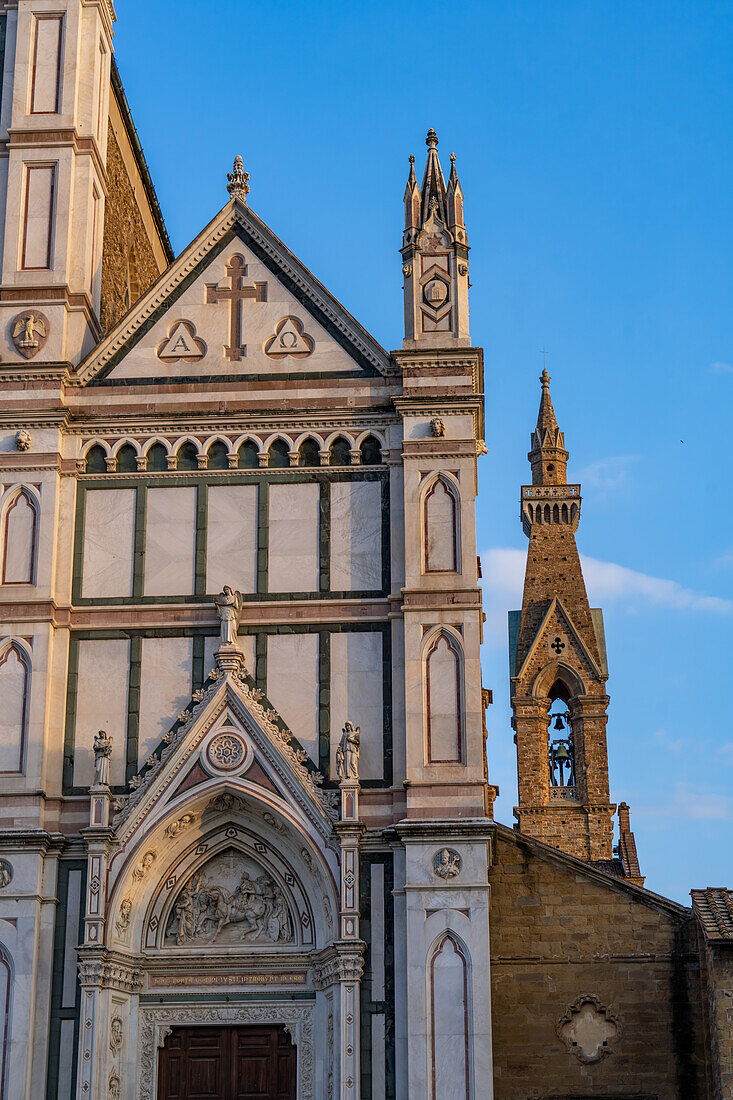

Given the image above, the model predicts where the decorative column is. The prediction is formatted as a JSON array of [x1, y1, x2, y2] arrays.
[[335, 722, 366, 1099], [77, 730, 116, 1099]]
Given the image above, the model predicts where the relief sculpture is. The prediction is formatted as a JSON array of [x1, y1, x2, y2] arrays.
[[165, 849, 293, 947]]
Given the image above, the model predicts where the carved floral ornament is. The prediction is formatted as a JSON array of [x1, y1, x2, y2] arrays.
[[556, 994, 622, 1063]]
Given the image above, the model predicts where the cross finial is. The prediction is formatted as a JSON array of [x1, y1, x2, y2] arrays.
[[227, 155, 250, 202], [541, 347, 549, 370]]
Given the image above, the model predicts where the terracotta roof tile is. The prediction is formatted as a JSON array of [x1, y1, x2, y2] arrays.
[[691, 888, 733, 941]]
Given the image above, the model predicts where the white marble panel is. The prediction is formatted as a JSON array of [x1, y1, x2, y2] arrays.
[[81, 488, 135, 598], [330, 632, 383, 779], [426, 635, 461, 763], [138, 637, 193, 766], [23, 165, 54, 269], [431, 937, 470, 1100], [268, 482, 319, 593], [30, 15, 63, 112], [74, 639, 129, 786], [2, 491, 36, 583], [144, 487, 196, 596], [206, 484, 258, 594], [424, 478, 457, 572], [203, 633, 255, 680], [330, 480, 382, 591], [266, 633, 319, 764], [0, 643, 27, 771]]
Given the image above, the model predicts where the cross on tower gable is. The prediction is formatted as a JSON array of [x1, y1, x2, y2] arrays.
[[205, 253, 267, 362]]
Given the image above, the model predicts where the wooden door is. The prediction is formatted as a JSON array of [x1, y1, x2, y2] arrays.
[[158, 1027, 297, 1100]]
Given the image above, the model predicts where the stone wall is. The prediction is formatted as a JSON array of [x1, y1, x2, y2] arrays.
[[490, 828, 707, 1099], [699, 936, 733, 1099], [100, 123, 161, 335]]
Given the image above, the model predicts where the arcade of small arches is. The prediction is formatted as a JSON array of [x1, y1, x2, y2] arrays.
[[81, 430, 387, 474], [525, 500, 579, 525]]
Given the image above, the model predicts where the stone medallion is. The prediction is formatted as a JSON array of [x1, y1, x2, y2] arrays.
[[432, 848, 461, 879], [0, 860, 12, 888], [206, 731, 248, 773], [11, 310, 49, 359]]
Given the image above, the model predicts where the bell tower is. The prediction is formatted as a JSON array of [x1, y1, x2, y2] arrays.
[[509, 370, 622, 865]]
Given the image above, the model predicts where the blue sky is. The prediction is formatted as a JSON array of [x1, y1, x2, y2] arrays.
[[115, 1, 732, 904]]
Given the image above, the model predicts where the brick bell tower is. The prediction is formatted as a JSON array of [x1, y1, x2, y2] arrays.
[[509, 369, 624, 866]]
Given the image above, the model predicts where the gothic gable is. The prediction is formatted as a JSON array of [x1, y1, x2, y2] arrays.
[[514, 596, 606, 689], [111, 659, 337, 854], [74, 200, 391, 385]]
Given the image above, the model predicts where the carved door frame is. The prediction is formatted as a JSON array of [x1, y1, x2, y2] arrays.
[[137, 1003, 315, 1100]]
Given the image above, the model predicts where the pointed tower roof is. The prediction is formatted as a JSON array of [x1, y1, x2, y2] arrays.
[[529, 368, 569, 486], [420, 128, 448, 224]]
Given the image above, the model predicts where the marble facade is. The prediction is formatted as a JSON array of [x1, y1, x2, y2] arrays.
[[2, 5, 727, 1099]]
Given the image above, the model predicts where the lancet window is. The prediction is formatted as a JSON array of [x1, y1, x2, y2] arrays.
[[547, 693, 575, 789]]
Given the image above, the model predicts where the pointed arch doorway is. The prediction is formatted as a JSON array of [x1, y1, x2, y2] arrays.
[[157, 1025, 297, 1100]]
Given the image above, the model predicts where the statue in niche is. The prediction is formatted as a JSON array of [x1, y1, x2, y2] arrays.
[[214, 585, 244, 646], [93, 730, 113, 786], [165, 849, 293, 946], [336, 722, 360, 781]]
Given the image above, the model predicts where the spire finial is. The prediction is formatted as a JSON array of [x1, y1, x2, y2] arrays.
[[426, 128, 438, 149], [540, 367, 551, 388], [227, 155, 250, 202]]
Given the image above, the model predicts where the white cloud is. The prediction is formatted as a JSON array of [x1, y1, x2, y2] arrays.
[[710, 361, 733, 375], [480, 547, 733, 645], [576, 454, 638, 495], [654, 729, 686, 755], [635, 784, 732, 821]]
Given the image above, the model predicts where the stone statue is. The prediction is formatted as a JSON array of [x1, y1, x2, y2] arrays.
[[214, 585, 244, 646], [337, 722, 360, 781], [93, 730, 113, 786]]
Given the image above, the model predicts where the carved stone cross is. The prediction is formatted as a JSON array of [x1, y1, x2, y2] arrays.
[[205, 254, 267, 362]]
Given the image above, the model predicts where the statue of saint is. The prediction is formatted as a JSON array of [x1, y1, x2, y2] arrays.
[[214, 585, 244, 646], [336, 721, 360, 781], [93, 729, 113, 786]]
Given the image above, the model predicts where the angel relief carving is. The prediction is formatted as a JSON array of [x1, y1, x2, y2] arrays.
[[165, 849, 293, 947]]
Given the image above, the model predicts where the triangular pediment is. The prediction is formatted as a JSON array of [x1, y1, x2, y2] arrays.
[[75, 199, 390, 385], [515, 596, 604, 684], [112, 660, 337, 848]]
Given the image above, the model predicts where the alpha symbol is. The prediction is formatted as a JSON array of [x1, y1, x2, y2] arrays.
[[551, 637, 565, 655], [156, 321, 206, 363], [264, 316, 314, 359]]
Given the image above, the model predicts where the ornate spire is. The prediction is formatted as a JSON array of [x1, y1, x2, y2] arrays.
[[401, 129, 470, 347], [529, 368, 568, 485], [404, 153, 420, 230], [227, 155, 250, 202], [420, 128, 447, 225]]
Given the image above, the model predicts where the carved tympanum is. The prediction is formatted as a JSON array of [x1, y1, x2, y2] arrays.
[[165, 848, 293, 947]]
